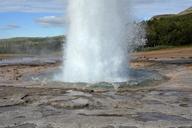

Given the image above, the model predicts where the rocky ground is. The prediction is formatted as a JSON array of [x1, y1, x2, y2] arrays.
[[0, 48, 192, 128]]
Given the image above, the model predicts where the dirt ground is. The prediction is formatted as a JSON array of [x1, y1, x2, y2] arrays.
[[134, 47, 192, 60], [0, 48, 192, 128]]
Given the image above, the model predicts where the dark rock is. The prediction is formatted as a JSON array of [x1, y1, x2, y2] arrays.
[[179, 104, 189, 107]]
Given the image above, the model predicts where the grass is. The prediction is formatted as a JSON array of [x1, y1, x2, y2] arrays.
[[139, 45, 192, 52]]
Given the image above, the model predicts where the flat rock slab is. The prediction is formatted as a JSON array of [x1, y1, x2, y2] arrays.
[[0, 57, 61, 66], [48, 97, 90, 109]]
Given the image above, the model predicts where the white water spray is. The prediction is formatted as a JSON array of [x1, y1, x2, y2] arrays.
[[62, 0, 135, 82]]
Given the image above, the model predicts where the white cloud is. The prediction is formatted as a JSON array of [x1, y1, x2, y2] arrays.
[[0, 0, 67, 13], [0, 24, 20, 30], [36, 16, 65, 27]]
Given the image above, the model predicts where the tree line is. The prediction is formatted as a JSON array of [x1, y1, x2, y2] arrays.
[[145, 13, 192, 47]]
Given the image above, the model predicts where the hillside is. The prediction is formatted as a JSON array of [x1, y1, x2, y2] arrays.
[[145, 7, 192, 47], [151, 7, 192, 19], [179, 7, 192, 15], [0, 36, 65, 55]]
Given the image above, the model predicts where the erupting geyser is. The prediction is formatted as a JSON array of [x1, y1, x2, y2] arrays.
[[62, 0, 135, 82]]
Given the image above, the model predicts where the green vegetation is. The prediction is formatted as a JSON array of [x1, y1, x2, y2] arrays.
[[0, 36, 65, 55], [145, 7, 192, 48]]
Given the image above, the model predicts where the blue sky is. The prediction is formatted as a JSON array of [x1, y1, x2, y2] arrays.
[[0, 0, 191, 39], [0, 12, 65, 38]]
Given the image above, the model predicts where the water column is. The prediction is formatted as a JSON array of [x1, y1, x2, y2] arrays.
[[62, 0, 134, 82]]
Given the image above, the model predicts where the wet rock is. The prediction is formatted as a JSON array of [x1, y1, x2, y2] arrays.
[[14, 115, 26, 120], [143, 100, 164, 105], [102, 125, 115, 128], [179, 104, 189, 107], [119, 126, 138, 128], [0, 94, 26, 107], [5, 123, 36, 128], [135, 112, 192, 122], [66, 90, 92, 97], [39, 106, 66, 117], [49, 97, 90, 109], [0, 105, 20, 114], [178, 126, 192, 128], [79, 112, 124, 117], [43, 124, 54, 128]]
